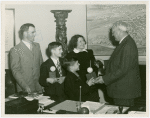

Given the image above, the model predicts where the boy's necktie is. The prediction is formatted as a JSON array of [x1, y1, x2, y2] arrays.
[[56, 60, 62, 77]]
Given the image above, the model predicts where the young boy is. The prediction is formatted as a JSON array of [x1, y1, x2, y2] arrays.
[[63, 57, 100, 102], [39, 42, 66, 102]]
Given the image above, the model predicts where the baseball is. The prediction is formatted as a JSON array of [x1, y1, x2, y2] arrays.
[[87, 67, 93, 73], [50, 66, 56, 72]]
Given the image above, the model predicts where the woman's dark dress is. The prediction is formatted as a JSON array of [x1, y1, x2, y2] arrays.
[[65, 49, 98, 82], [64, 71, 99, 102]]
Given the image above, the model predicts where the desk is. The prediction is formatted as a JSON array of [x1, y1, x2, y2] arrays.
[[7, 95, 143, 114], [5, 97, 129, 114], [43, 100, 129, 114]]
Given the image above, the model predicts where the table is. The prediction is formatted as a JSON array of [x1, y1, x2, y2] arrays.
[[5, 95, 135, 114], [42, 100, 130, 114]]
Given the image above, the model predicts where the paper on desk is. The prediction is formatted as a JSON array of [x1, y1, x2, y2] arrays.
[[128, 111, 146, 114], [43, 109, 58, 114], [5, 98, 15, 102], [8, 94, 19, 99], [24, 95, 55, 106], [95, 106, 114, 114], [25, 94, 44, 101], [51, 100, 78, 112], [81, 101, 105, 113], [38, 96, 55, 106], [37, 96, 50, 101], [95, 105, 129, 114]]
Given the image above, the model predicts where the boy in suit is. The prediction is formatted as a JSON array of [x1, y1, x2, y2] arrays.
[[10, 23, 43, 93], [39, 42, 66, 102], [63, 57, 99, 102]]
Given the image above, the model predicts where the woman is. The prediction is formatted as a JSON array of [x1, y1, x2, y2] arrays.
[[66, 34, 98, 82]]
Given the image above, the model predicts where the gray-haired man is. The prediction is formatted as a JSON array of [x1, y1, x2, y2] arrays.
[[95, 21, 141, 107]]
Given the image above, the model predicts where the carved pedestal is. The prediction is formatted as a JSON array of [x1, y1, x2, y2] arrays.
[[51, 10, 72, 57]]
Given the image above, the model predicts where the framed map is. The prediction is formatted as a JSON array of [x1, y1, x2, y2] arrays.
[[87, 4, 146, 56]]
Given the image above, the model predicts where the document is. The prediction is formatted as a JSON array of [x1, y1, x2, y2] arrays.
[[51, 100, 79, 112], [81, 101, 105, 114], [37, 96, 55, 107], [128, 111, 146, 114], [95, 105, 129, 114]]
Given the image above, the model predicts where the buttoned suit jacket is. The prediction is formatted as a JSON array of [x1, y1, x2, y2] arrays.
[[10, 41, 43, 93], [103, 35, 141, 99], [39, 58, 66, 99]]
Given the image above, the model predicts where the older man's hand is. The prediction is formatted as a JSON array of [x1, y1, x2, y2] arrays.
[[94, 76, 104, 84]]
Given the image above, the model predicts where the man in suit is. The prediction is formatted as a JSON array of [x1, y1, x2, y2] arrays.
[[95, 21, 141, 106], [10, 23, 43, 93], [39, 42, 66, 102]]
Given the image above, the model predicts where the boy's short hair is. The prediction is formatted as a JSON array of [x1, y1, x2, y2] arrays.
[[48, 42, 62, 56], [63, 57, 78, 71]]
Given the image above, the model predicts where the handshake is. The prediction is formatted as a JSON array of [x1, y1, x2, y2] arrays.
[[46, 76, 65, 84], [86, 76, 104, 86]]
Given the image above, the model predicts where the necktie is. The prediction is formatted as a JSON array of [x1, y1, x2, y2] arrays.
[[56, 60, 62, 77]]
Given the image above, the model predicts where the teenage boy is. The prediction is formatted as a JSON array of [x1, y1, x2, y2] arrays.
[[39, 42, 66, 102]]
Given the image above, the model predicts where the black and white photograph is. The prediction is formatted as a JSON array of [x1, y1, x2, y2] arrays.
[[1, 1, 148, 116]]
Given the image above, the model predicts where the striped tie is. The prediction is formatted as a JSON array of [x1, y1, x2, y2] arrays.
[[56, 60, 62, 77]]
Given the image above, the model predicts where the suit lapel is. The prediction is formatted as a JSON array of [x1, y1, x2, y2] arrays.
[[49, 58, 56, 68], [49, 58, 59, 75], [107, 36, 129, 68], [31, 42, 36, 59], [110, 36, 128, 60], [20, 41, 34, 59], [59, 58, 63, 65], [49, 58, 64, 77]]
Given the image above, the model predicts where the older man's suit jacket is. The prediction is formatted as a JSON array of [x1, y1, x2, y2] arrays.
[[39, 58, 66, 101], [10, 41, 43, 93], [103, 35, 141, 99]]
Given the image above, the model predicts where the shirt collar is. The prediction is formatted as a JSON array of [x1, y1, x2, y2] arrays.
[[22, 40, 31, 49], [50, 57, 59, 66], [119, 35, 128, 44], [73, 48, 87, 53]]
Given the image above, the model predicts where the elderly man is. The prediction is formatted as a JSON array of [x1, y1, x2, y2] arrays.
[[10, 23, 43, 93], [95, 21, 141, 107]]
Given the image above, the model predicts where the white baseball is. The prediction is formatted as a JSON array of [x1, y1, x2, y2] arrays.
[[87, 67, 93, 73], [50, 66, 56, 72]]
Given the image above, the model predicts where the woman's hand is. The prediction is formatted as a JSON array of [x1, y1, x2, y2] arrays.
[[86, 77, 95, 86]]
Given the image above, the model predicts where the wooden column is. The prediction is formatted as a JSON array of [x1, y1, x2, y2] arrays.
[[51, 10, 72, 57]]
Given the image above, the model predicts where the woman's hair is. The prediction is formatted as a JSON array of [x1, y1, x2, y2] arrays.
[[68, 34, 86, 52], [63, 57, 78, 71]]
